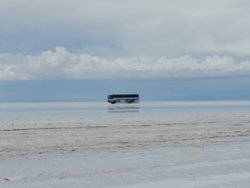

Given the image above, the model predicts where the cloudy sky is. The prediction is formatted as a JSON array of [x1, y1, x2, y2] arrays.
[[0, 0, 250, 101]]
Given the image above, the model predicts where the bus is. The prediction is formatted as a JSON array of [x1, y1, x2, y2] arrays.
[[107, 94, 139, 104]]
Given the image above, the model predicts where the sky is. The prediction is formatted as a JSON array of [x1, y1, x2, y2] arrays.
[[0, 0, 250, 101]]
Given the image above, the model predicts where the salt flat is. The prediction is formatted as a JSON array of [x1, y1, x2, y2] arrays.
[[0, 102, 250, 187]]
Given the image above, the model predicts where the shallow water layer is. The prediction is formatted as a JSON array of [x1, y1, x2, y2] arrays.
[[1, 101, 250, 116]]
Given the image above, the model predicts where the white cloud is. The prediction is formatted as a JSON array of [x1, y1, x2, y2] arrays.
[[0, 47, 250, 81]]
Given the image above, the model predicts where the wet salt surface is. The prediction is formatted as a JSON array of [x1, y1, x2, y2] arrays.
[[1, 101, 250, 116], [1, 101, 250, 187]]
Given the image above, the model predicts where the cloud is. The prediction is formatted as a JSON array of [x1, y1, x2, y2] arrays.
[[1, 0, 250, 56], [0, 47, 250, 81]]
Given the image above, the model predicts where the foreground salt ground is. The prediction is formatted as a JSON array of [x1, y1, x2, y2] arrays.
[[1, 110, 250, 187]]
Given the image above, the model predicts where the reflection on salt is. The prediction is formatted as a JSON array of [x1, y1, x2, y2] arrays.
[[108, 104, 140, 113]]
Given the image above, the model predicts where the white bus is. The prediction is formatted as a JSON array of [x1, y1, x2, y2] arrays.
[[107, 94, 139, 104]]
